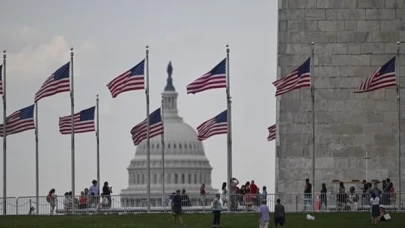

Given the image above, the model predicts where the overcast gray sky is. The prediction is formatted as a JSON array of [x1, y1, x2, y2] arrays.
[[0, 0, 277, 197]]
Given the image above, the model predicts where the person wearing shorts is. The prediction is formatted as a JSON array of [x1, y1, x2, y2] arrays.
[[172, 189, 184, 225], [274, 199, 285, 227]]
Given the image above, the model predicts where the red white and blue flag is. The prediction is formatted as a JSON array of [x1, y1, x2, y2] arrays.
[[273, 58, 311, 96], [197, 110, 227, 141], [0, 105, 35, 137], [267, 124, 276, 141], [107, 59, 145, 98], [35, 62, 70, 102], [186, 58, 226, 94], [59, 106, 96, 134], [355, 57, 396, 93], [131, 108, 163, 145]]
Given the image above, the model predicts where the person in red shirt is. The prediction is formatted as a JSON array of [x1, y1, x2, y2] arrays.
[[250, 180, 258, 194], [79, 191, 88, 209], [250, 180, 259, 206]]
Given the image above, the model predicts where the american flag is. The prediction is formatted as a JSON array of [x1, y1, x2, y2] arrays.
[[267, 124, 276, 141], [355, 57, 396, 93], [107, 59, 145, 98], [186, 58, 226, 94], [273, 58, 311, 96], [197, 110, 227, 141], [0, 64, 3, 95], [131, 108, 163, 145], [35, 62, 70, 102], [59, 106, 95, 134], [0, 105, 35, 137]]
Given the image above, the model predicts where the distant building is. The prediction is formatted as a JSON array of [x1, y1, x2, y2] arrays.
[[121, 63, 217, 207]]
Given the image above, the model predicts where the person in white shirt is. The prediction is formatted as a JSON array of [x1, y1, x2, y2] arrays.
[[47, 189, 57, 215], [89, 180, 99, 195], [89, 180, 99, 207], [96, 196, 109, 212], [370, 193, 380, 225], [63, 192, 72, 213]]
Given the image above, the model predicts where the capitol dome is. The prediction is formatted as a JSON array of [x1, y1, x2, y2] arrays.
[[121, 62, 217, 207]]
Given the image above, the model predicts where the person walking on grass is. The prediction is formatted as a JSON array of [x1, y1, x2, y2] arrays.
[[274, 199, 285, 227], [212, 193, 222, 228], [172, 189, 184, 226], [259, 199, 270, 228]]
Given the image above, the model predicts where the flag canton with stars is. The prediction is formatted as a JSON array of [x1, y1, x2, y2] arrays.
[[53, 62, 70, 80], [149, 108, 162, 125], [19, 105, 35, 119], [80, 107, 95, 121], [297, 58, 310, 77], [209, 58, 226, 75], [128, 60, 145, 77], [378, 57, 396, 75], [215, 110, 227, 123]]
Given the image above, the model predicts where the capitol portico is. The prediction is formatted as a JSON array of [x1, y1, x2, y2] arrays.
[[120, 63, 217, 207]]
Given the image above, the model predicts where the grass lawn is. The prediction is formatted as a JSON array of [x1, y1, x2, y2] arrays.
[[0, 212, 403, 228]]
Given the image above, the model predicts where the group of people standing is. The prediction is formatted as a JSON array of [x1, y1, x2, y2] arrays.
[[220, 178, 268, 210], [303, 178, 396, 212], [362, 178, 395, 206], [46, 180, 113, 214]]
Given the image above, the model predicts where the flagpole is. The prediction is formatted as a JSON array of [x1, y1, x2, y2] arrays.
[[96, 95, 100, 187], [70, 48, 76, 214], [397, 41, 401, 210], [145, 45, 151, 212], [311, 42, 316, 210], [364, 152, 369, 181], [161, 96, 165, 206], [35, 102, 39, 214], [2, 50, 7, 215], [225, 45, 232, 212]]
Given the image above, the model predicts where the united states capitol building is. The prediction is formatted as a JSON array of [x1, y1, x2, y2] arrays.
[[120, 63, 217, 207]]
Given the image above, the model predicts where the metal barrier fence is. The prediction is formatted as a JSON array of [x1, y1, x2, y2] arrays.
[[1, 192, 404, 215]]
